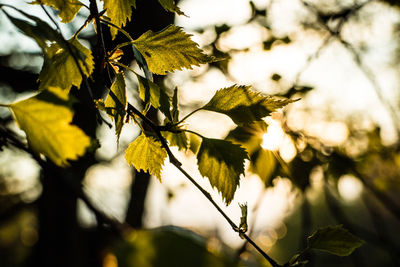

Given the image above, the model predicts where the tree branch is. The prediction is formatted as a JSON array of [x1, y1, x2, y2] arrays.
[[126, 102, 282, 267]]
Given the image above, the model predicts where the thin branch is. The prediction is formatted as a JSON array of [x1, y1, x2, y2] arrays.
[[184, 129, 205, 139], [177, 107, 204, 124], [126, 102, 282, 267]]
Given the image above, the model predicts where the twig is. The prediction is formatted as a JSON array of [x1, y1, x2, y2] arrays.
[[126, 102, 282, 267]]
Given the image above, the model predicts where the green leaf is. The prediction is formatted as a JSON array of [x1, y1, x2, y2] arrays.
[[250, 148, 276, 186], [307, 225, 364, 256], [203, 85, 295, 125], [9, 87, 92, 167], [2, 9, 64, 51], [162, 131, 188, 151], [197, 138, 248, 205], [114, 226, 238, 267], [103, 0, 136, 39], [105, 72, 127, 140], [2, 9, 92, 90], [31, 0, 83, 23], [132, 25, 215, 75], [39, 37, 94, 91], [125, 133, 167, 180], [161, 87, 188, 150], [226, 121, 268, 154], [136, 74, 171, 120], [157, 0, 186, 16]]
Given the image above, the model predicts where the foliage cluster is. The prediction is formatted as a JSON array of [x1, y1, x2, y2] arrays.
[[5, 0, 400, 266]]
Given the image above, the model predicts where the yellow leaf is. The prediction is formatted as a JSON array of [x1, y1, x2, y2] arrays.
[[197, 138, 248, 205], [204, 85, 296, 125], [39, 37, 94, 91], [157, 0, 186, 16], [31, 0, 83, 23], [133, 25, 215, 75], [103, 0, 136, 39], [136, 74, 171, 120], [9, 87, 92, 167], [125, 133, 167, 180], [105, 72, 127, 140]]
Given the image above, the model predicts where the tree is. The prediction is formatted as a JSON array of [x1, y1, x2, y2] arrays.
[[5, 0, 400, 266]]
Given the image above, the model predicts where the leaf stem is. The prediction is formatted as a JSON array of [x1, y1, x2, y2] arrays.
[[177, 107, 203, 124], [126, 101, 282, 267], [99, 18, 134, 41], [109, 41, 135, 56], [0, 103, 10, 107], [184, 129, 204, 139]]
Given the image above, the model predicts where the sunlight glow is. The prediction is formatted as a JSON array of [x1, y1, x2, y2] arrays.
[[261, 122, 285, 151], [338, 175, 363, 201]]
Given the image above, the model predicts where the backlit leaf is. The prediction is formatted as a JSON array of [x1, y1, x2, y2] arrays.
[[136, 74, 171, 120], [203, 85, 295, 125], [197, 138, 248, 205], [161, 87, 188, 150], [162, 131, 188, 151], [125, 133, 167, 180], [307, 225, 364, 256], [105, 72, 127, 140], [103, 0, 136, 38], [250, 148, 276, 186], [226, 121, 268, 154], [132, 25, 215, 75], [158, 0, 186, 16], [39, 37, 94, 91], [31, 0, 83, 23], [9, 87, 91, 167]]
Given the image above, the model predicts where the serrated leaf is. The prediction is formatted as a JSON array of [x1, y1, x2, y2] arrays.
[[162, 131, 188, 151], [250, 148, 276, 186], [136, 74, 171, 120], [197, 138, 248, 205], [307, 225, 364, 256], [161, 87, 188, 150], [103, 0, 136, 39], [226, 121, 268, 154], [125, 133, 167, 180], [203, 85, 295, 125], [158, 0, 186, 16], [105, 72, 127, 140], [31, 0, 83, 23], [132, 25, 215, 75], [9, 87, 91, 167], [188, 133, 201, 154], [39, 37, 94, 91], [2, 10, 92, 90]]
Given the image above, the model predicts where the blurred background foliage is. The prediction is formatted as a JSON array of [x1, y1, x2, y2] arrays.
[[1, 0, 400, 266]]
